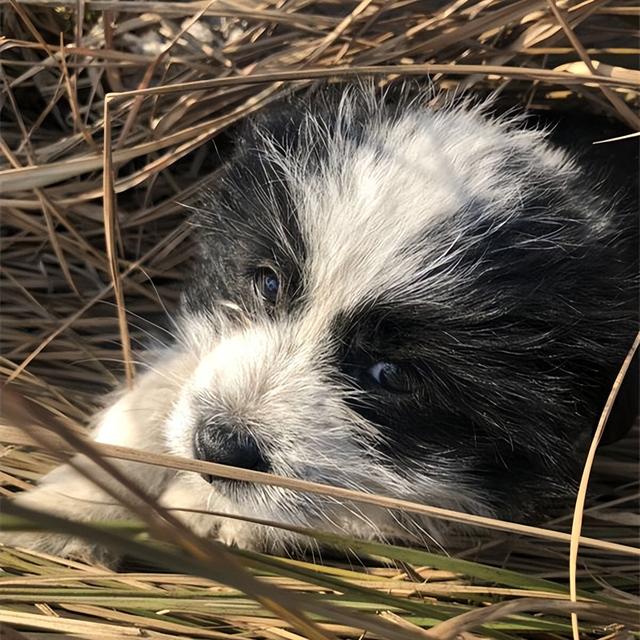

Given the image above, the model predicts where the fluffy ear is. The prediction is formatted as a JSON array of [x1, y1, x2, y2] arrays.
[[234, 80, 429, 156], [230, 89, 302, 150], [535, 111, 639, 447]]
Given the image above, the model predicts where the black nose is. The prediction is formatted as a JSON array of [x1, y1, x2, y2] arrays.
[[193, 421, 269, 480]]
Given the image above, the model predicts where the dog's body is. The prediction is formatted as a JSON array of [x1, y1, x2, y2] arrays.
[[4, 86, 638, 561]]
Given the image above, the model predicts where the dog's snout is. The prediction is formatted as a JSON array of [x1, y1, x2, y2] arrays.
[[193, 420, 269, 480]]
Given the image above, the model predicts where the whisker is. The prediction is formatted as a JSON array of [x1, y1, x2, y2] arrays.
[[136, 266, 183, 336], [97, 300, 178, 343]]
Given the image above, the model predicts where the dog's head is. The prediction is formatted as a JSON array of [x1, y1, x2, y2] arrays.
[[163, 86, 636, 551]]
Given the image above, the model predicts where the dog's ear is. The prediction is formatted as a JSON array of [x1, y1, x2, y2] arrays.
[[601, 349, 639, 445], [206, 91, 305, 167], [232, 90, 304, 149], [234, 81, 397, 153]]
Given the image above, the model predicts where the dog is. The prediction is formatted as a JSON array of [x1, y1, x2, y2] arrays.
[[3, 85, 638, 563]]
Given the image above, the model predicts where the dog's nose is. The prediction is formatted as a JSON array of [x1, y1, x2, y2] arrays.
[[193, 421, 269, 479]]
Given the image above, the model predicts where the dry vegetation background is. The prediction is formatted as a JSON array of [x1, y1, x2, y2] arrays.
[[0, 1, 639, 639]]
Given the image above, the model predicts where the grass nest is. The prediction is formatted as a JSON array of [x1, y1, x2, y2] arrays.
[[1, 1, 639, 639]]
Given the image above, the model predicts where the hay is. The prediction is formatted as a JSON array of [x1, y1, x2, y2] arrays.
[[1, 1, 638, 638]]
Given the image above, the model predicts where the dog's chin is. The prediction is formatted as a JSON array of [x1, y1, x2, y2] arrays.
[[160, 472, 445, 555], [159, 473, 307, 552]]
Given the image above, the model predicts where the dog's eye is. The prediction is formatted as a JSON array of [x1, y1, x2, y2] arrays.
[[254, 267, 280, 304], [367, 362, 414, 393]]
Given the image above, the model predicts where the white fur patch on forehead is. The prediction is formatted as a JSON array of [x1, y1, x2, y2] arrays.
[[257, 92, 575, 315]]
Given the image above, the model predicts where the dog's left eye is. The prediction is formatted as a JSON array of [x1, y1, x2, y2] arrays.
[[367, 362, 414, 393], [254, 267, 280, 304]]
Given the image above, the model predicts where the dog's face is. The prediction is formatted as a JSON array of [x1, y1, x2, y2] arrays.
[[162, 88, 634, 551]]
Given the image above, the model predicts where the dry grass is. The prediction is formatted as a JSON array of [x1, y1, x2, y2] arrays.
[[1, 1, 639, 639]]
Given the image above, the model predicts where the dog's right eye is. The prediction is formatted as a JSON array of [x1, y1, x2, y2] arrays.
[[367, 362, 415, 393], [254, 267, 280, 304]]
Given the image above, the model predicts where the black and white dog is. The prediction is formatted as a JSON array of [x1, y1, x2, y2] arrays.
[[4, 85, 638, 561]]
